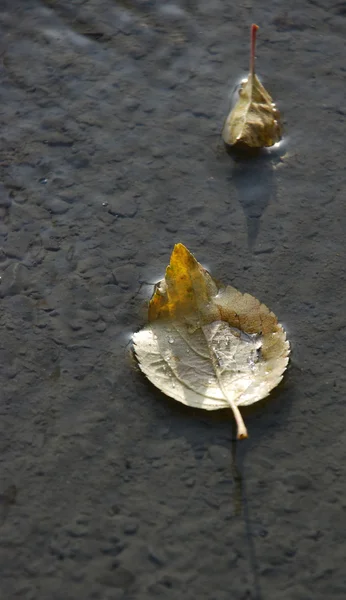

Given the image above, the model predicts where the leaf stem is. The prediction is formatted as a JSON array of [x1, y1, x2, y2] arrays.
[[250, 23, 259, 78], [230, 402, 248, 440]]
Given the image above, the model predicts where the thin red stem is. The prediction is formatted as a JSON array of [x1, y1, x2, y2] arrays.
[[250, 24, 259, 78]]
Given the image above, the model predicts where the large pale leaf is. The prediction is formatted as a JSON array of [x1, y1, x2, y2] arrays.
[[222, 24, 282, 149], [133, 244, 290, 439]]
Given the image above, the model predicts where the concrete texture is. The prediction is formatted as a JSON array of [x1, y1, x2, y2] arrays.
[[0, 1, 346, 599]]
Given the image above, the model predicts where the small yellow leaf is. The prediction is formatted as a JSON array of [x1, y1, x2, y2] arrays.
[[222, 24, 282, 149], [134, 244, 290, 440]]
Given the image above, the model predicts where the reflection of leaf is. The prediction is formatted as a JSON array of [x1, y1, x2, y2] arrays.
[[232, 155, 276, 250], [133, 244, 290, 439], [222, 24, 282, 149]]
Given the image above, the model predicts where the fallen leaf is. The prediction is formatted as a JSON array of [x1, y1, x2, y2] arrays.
[[222, 24, 282, 149], [133, 244, 290, 439]]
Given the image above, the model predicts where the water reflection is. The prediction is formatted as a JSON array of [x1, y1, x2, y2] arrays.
[[232, 435, 263, 600], [230, 141, 287, 251]]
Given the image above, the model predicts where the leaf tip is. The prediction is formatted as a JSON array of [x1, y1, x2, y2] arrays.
[[171, 242, 192, 260], [173, 242, 186, 251]]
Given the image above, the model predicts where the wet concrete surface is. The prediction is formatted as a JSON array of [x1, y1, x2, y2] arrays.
[[0, 1, 346, 599]]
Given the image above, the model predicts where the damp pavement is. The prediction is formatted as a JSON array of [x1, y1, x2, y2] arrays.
[[0, 2, 346, 599]]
